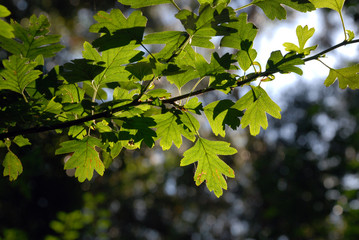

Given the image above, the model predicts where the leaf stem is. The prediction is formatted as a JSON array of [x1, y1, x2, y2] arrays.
[[235, 3, 253, 12], [316, 58, 333, 71], [339, 11, 347, 40], [21, 92, 28, 103], [170, 0, 181, 11], [186, 77, 205, 103]]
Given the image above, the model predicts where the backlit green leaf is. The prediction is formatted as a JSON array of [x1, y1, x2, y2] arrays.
[[324, 64, 359, 90], [283, 25, 317, 55], [3, 150, 23, 181], [252, 0, 315, 20], [65, 41, 142, 88], [0, 5, 14, 38], [220, 12, 257, 50], [118, 0, 172, 8], [0, 15, 64, 59], [90, 9, 147, 51], [55, 136, 105, 182], [309, 0, 345, 12], [235, 86, 281, 136], [181, 138, 236, 197], [153, 111, 196, 150], [13, 135, 31, 147], [204, 100, 243, 137], [0, 55, 42, 95], [143, 31, 189, 61]]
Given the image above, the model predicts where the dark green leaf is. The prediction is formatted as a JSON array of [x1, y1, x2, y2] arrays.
[[122, 116, 157, 148]]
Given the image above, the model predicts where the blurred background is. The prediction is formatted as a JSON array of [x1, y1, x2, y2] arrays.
[[1, 0, 359, 239]]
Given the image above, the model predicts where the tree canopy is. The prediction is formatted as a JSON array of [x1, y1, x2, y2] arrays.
[[1, 0, 359, 198]]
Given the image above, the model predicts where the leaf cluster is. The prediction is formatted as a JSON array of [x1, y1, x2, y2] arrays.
[[0, 0, 358, 197]]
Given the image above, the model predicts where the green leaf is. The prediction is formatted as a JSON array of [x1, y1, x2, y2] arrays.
[[3, 150, 23, 181], [184, 97, 203, 114], [0, 15, 64, 59], [0, 5, 14, 38], [346, 30, 355, 41], [204, 100, 243, 137], [121, 116, 157, 148], [13, 135, 31, 147], [180, 138, 236, 197], [220, 12, 258, 71], [220, 13, 257, 50], [235, 86, 281, 136], [167, 46, 234, 89], [175, 4, 236, 49], [0, 5, 11, 17], [197, 0, 230, 6], [140, 89, 171, 101], [0, 55, 42, 95], [324, 64, 359, 90], [68, 125, 87, 139], [252, 0, 315, 20], [153, 111, 196, 150], [266, 51, 304, 75], [309, 0, 345, 12], [90, 9, 147, 51], [118, 0, 172, 8], [57, 84, 85, 103], [65, 41, 142, 88], [283, 25, 317, 55], [143, 31, 189, 60], [236, 49, 257, 71], [55, 136, 105, 182]]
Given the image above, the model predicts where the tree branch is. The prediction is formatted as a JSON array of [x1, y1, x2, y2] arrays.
[[1, 39, 359, 140], [303, 39, 359, 62]]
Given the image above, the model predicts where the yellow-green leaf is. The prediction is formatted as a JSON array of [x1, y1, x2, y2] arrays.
[[324, 64, 359, 90], [0, 5, 14, 38], [235, 86, 281, 136], [309, 0, 345, 13], [181, 138, 236, 197]]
